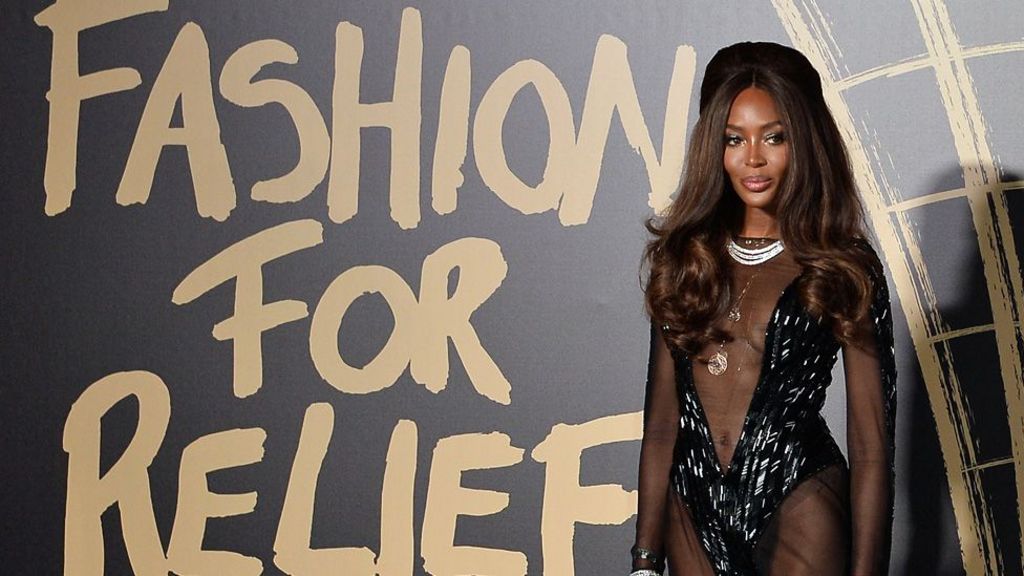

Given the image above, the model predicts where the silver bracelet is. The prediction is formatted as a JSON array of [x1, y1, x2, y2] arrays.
[[629, 570, 661, 576], [630, 541, 663, 569], [630, 544, 664, 571]]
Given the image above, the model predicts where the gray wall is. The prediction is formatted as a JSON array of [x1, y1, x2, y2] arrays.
[[3, 1, 1022, 574]]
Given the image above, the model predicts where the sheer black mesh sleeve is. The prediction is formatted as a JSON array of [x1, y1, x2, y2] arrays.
[[633, 322, 681, 571], [842, 255, 898, 575]]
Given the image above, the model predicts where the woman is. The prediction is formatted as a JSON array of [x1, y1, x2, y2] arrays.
[[630, 42, 897, 575]]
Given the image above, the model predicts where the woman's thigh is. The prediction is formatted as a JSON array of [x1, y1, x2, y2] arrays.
[[664, 488, 715, 575], [754, 464, 850, 576]]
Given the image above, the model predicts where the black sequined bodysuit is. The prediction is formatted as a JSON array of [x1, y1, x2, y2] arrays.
[[634, 241, 897, 575]]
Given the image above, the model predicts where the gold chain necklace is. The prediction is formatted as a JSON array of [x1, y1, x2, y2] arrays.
[[708, 270, 760, 376]]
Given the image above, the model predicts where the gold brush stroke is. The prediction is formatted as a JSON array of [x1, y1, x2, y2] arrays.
[[766, 7, 987, 568], [770, 1, 1024, 573], [887, 183, 1024, 213], [965, 41, 1024, 59], [834, 54, 934, 92], [911, 2, 1024, 573], [931, 319, 1024, 344], [858, 122, 901, 207], [834, 42, 1024, 92], [936, 336, 980, 476], [803, 0, 847, 80], [893, 210, 946, 336], [966, 457, 1017, 473]]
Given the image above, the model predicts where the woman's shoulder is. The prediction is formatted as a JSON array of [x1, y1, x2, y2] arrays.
[[844, 237, 891, 306]]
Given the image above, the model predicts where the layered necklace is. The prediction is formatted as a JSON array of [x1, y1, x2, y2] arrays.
[[727, 236, 785, 265], [706, 236, 785, 376]]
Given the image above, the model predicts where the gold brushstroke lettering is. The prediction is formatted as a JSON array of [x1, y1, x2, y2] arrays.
[[565, 35, 694, 223], [413, 237, 511, 404], [166, 428, 266, 575], [173, 219, 324, 397], [219, 39, 330, 204], [310, 237, 509, 403], [329, 7, 422, 228], [531, 412, 641, 575], [63, 371, 170, 576], [422, 432, 527, 576], [274, 404, 375, 575], [431, 45, 471, 215], [473, 59, 574, 216], [274, 405, 417, 575], [116, 22, 235, 220], [34, 0, 168, 215], [309, 264, 418, 394]]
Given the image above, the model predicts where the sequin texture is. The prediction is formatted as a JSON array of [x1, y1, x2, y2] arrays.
[[666, 268, 898, 574]]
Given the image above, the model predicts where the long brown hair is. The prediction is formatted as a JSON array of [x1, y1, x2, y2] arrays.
[[642, 42, 881, 354]]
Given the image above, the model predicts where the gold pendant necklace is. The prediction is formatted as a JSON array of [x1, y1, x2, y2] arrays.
[[708, 349, 729, 376], [708, 270, 760, 376]]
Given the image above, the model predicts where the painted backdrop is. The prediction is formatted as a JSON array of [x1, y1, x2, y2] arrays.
[[3, 1, 1024, 575]]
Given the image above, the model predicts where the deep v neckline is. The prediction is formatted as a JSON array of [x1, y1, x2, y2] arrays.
[[687, 271, 804, 478]]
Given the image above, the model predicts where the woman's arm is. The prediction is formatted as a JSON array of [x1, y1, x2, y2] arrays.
[[842, 259, 898, 575], [632, 322, 681, 572]]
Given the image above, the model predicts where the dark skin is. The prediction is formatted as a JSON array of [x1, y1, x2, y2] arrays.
[[723, 86, 788, 239], [636, 87, 885, 575], [633, 87, 791, 575]]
